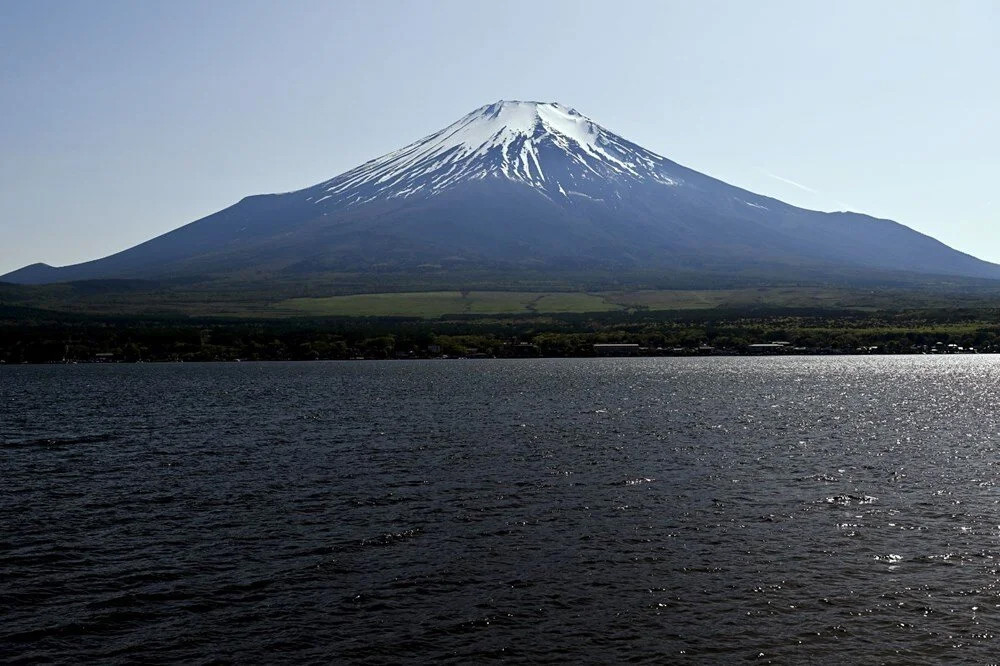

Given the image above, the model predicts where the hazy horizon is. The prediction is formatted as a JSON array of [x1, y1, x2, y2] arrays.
[[2, 0, 998, 275]]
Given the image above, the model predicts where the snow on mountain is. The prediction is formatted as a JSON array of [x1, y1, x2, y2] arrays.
[[308, 100, 680, 207], [6, 98, 1000, 286]]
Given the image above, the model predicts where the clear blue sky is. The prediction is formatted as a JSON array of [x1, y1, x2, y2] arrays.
[[2, 0, 997, 275]]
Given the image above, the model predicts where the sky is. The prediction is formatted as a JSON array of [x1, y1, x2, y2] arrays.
[[1, 0, 998, 275]]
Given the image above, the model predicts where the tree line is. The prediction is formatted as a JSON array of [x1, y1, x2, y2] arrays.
[[3, 306, 1000, 363]]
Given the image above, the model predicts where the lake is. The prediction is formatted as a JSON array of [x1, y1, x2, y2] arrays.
[[3, 357, 999, 663]]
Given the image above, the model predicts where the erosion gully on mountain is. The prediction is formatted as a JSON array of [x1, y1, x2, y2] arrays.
[[5, 100, 999, 285]]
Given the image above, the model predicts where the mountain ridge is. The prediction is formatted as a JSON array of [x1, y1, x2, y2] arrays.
[[5, 100, 999, 285]]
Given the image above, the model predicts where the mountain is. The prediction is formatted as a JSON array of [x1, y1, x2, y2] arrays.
[[5, 100, 999, 285]]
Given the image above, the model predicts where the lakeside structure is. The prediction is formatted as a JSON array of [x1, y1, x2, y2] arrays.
[[6, 340, 984, 364]]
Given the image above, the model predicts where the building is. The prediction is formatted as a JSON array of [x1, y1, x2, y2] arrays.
[[747, 342, 791, 354]]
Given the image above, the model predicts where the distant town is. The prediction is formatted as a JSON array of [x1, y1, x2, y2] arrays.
[[3, 336, 988, 364]]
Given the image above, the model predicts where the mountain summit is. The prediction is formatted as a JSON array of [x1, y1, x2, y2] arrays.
[[4, 100, 999, 285], [313, 100, 679, 206]]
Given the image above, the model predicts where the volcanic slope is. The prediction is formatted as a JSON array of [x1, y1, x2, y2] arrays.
[[5, 100, 999, 285]]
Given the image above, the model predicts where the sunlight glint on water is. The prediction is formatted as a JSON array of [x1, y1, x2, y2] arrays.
[[3, 356, 999, 663]]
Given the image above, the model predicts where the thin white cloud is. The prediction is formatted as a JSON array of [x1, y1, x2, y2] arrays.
[[755, 167, 857, 212], [762, 171, 818, 194]]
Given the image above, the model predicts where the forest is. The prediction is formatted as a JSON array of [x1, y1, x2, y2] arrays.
[[3, 304, 999, 364]]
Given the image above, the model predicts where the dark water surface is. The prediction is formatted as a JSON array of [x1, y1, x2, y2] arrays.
[[4, 357, 1000, 663]]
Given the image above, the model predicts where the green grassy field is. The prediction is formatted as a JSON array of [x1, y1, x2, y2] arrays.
[[276, 291, 623, 317], [6, 278, 1000, 319], [532, 292, 621, 313], [273, 286, 949, 318], [602, 287, 894, 311]]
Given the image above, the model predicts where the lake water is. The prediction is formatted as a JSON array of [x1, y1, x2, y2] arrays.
[[3, 357, 1000, 663]]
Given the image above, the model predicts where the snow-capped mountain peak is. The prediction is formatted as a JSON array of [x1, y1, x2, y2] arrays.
[[309, 100, 679, 207], [9, 98, 1000, 286], [448, 100, 600, 158]]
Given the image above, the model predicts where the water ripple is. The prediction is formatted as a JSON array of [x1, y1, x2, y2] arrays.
[[3, 356, 1000, 662]]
